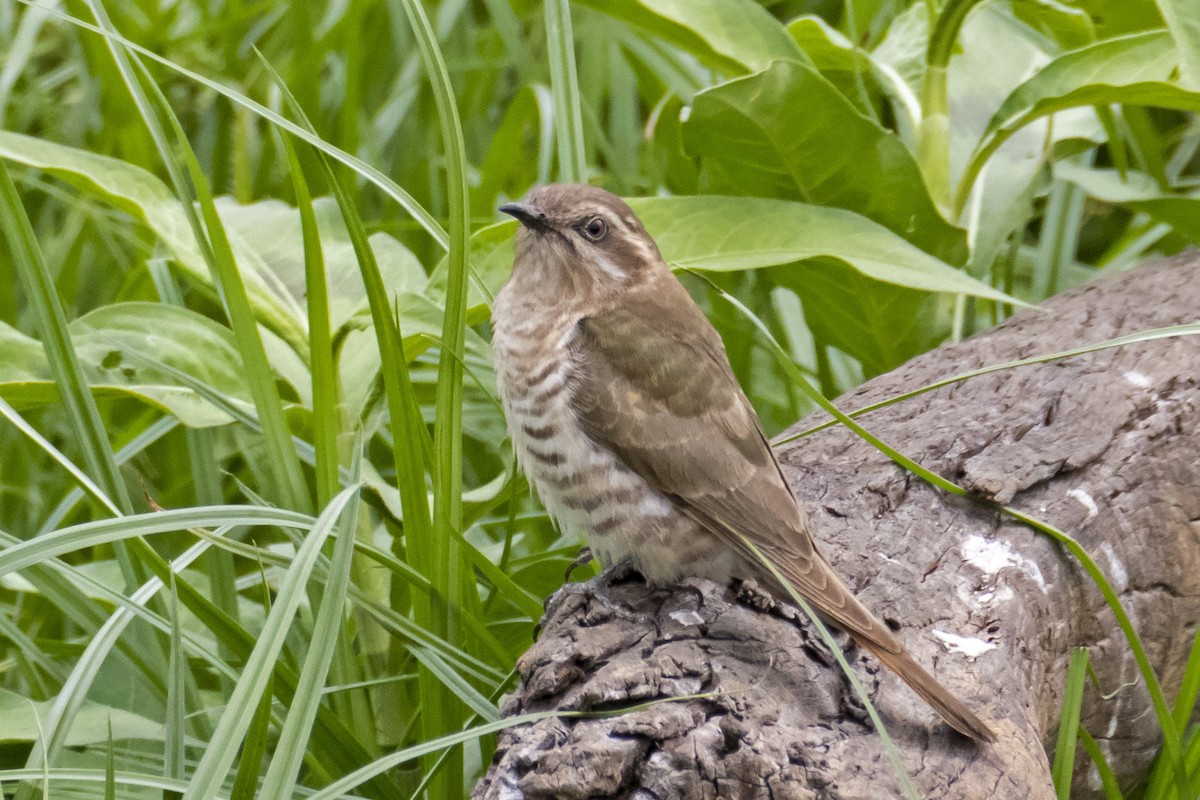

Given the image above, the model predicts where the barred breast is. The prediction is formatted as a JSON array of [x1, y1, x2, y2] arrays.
[[491, 295, 739, 586]]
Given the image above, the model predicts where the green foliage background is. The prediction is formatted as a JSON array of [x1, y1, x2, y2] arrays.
[[0, 0, 1198, 797]]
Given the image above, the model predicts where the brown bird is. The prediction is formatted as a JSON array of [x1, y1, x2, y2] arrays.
[[491, 183, 995, 743]]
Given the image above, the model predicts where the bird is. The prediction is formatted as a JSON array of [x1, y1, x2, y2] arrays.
[[490, 183, 995, 743]]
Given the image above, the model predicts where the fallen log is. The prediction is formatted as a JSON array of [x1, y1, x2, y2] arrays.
[[474, 253, 1200, 799]]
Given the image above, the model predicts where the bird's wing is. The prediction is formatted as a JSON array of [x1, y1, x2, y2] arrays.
[[568, 278, 900, 655]]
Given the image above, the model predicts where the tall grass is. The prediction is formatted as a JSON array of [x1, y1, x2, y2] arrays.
[[0, 0, 1198, 798]]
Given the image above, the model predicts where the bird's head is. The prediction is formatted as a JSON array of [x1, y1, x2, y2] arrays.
[[499, 184, 665, 302]]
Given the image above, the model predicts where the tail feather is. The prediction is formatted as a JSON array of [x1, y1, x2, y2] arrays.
[[865, 640, 997, 743]]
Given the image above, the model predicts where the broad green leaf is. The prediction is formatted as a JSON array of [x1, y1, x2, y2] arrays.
[[213, 196, 427, 333], [786, 16, 883, 117], [872, 3, 929, 98], [1084, 0, 1165, 39], [771, 261, 947, 377], [1011, 0, 1095, 49], [683, 59, 967, 263], [1155, 0, 1200, 88], [956, 31, 1189, 214], [946, 6, 1101, 266], [0, 303, 254, 427], [0, 689, 161, 746], [788, 16, 860, 74], [468, 196, 1014, 303], [1055, 162, 1200, 241], [578, 0, 806, 74], [986, 32, 1178, 131], [0, 130, 307, 353]]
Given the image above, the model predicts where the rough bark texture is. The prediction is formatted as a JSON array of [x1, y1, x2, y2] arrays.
[[473, 254, 1200, 799]]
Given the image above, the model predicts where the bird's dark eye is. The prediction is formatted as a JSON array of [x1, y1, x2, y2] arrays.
[[581, 216, 608, 241]]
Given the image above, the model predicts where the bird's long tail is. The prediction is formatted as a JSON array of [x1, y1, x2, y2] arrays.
[[862, 639, 997, 743]]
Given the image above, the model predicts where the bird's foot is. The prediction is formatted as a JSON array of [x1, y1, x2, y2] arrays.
[[735, 577, 782, 614], [563, 545, 596, 583]]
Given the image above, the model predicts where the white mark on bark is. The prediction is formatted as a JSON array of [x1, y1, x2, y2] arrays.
[[932, 630, 997, 660], [669, 609, 705, 627], [1124, 370, 1153, 388], [1067, 488, 1099, 520], [972, 584, 1015, 605], [961, 534, 1047, 591], [1098, 542, 1129, 592]]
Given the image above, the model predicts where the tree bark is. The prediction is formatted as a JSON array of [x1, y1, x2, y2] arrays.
[[472, 253, 1200, 799]]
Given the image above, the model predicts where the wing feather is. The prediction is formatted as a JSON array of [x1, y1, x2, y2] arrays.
[[568, 277, 899, 654]]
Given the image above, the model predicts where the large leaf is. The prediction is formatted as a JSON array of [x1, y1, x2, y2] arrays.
[[0, 131, 306, 352], [985, 32, 1179, 130], [467, 196, 1015, 304], [772, 260, 946, 377], [1083, 0, 1164, 38], [577, 0, 805, 74], [0, 688, 161, 746], [943, 6, 1102, 266], [213, 196, 427, 333], [1054, 162, 1200, 241], [682, 59, 967, 263], [1156, 0, 1200, 88], [786, 16, 887, 119], [0, 303, 254, 427], [1011, 0, 1095, 50], [956, 31, 1190, 212]]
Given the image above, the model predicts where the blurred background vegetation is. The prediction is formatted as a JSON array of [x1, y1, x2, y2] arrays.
[[0, 0, 1198, 797]]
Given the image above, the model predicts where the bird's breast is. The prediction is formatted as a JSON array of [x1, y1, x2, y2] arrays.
[[491, 306, 743, 586]]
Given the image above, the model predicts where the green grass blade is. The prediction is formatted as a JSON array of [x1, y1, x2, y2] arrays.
[[999, 505, 1190, 798], [104, 720, 114, 800], [0, 769, 192, 796], [0, 505, 314, 578], [258, 450, 363, 800], [0, 159, 133, 516], [732, 531, 920, 799], [130, 61, 310, 513], [186, 527, 506, 685], [260, 52, 430, 763], [0, 524, 389, 792], [17, 539, 212, 795], [1172, 629, 1200, 727], [256, 50, 433, 536], [181, 484, 361, 800], [544, 0, 588, 182], [37, 417, 178, 535], [70, 0, 308, 511], [1130, 631, 1200, 800], [1052, 647, 1089, 798], [389, 0, 474, 790], [774, 324, 1200, 445], [281, 133, 339, 508], [12, 0, 448, 250], [230, 670, 273, 800], [0, 397, 120, 518], [164, 577, 186, 787], [1078, 728, 1126, 800], [409, 646, 500, 723]]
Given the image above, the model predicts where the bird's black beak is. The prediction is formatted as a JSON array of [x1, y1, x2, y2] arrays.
[[499, 201, 550, 231]]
